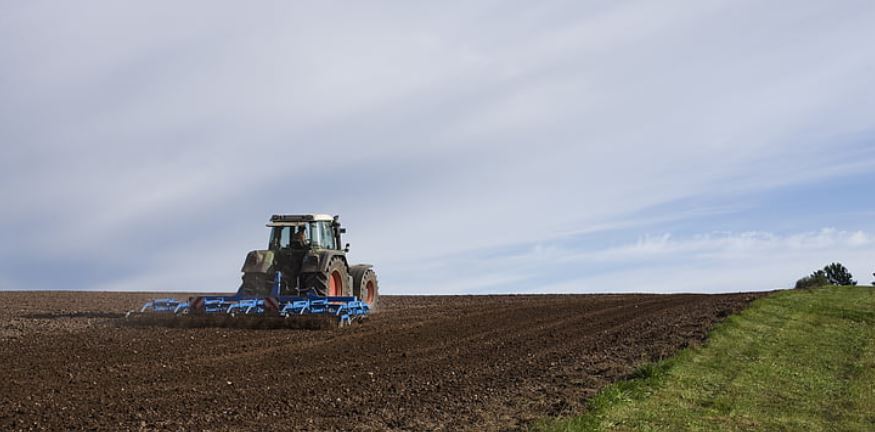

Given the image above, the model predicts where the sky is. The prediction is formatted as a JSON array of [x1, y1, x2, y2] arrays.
[[2, 1, 874, 294]]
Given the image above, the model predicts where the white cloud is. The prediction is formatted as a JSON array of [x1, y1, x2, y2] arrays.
[[590, 228, 872, 262], [522, 228, 875, 293], [1, 1, 875, 293], [848, 231, 870, 247]]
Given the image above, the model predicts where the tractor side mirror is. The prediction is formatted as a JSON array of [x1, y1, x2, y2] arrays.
[[344, 243, 350, 253], [339, 228, 347, 234]]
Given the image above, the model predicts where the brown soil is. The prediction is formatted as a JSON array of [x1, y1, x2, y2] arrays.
[[0, 291, 764, 431]]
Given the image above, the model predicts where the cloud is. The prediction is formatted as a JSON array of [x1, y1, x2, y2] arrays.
[[590, 229, 872, 263], [511, 228, 875, 293], [1, 1, 874, 293]]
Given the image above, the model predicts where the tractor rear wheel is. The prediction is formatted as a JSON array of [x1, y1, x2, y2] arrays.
[[351, 265, 379, 310], [303, 257, 350, 297]]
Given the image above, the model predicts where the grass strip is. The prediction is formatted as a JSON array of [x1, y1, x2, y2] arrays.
[[537, 286, 875, 432]]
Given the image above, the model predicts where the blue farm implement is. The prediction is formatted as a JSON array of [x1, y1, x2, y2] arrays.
[[126, 272, 371, 329]]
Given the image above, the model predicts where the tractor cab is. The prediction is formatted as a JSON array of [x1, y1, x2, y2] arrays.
[[267, 214, 344, 251]]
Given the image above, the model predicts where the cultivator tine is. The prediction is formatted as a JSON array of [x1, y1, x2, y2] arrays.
[[139, 298, 186, 313], [174, 302, 190, 314], [226, 299, 264, 315]]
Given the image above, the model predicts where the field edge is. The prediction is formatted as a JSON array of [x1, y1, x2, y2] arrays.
[[534, 285, 875, 432]]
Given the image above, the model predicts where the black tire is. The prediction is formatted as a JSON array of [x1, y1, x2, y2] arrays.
[[350, 265, 379, 310], [302, 257, 350, 297]]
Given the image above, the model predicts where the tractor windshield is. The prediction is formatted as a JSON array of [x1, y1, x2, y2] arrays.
[[269, 222, 337, 250], [269, 225, 309, 249]]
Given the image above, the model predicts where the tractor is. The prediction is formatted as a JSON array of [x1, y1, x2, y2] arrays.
[[241, 214, 379, 307], [128, 214, 378, 328]]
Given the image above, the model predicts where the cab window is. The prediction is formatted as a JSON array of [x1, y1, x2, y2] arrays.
[[309, 221, 336, 249]]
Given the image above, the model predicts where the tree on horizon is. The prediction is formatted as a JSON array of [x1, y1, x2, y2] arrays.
[[795, 263, 857, 289], [823, 262, 856, 286]]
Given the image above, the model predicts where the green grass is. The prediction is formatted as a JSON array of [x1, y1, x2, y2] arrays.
[[538, 286, 875, 432]]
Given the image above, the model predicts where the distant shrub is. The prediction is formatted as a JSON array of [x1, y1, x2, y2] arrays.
[[795, 270, 830, 289], [795, 263, 857, 289], [823, 263, 856, 286]]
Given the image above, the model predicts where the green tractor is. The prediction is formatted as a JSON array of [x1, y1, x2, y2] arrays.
[[238, 214, 379, 308]]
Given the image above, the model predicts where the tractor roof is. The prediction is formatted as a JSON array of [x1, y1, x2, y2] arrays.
[[268, 214, 335, 226]]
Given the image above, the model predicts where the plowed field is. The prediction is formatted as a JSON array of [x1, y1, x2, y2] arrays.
[[0, 291, 763, 431]]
